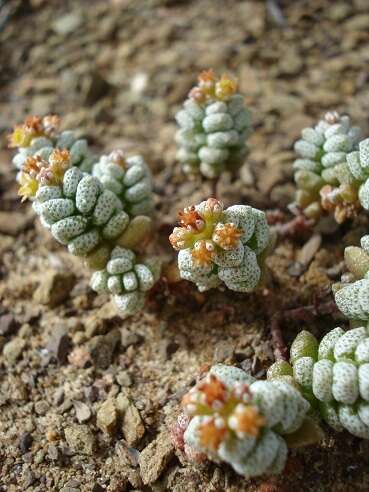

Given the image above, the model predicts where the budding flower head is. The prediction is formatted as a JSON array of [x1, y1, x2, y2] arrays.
[[215, 74, 238, 101], [228, 403, 266, 438], [169, 226, 193, 250], [109, 149, 127, 168], [18, 172, 39, 202], [182, 373, 228, 415], [191, 239, 215, 266], [189, 70, 238, 104], [42, 114, 60, 136], [198, 417, 227, 451], [49, 148, 71, 183], [178, 206, 205, 232], [212, 222, 241, 250], [201, 198, 224, 221], [8, 116, 44, 148], [324, 111, 340, 125]]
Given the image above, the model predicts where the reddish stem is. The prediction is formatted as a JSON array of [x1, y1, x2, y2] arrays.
[[270, 314, 288, 361]]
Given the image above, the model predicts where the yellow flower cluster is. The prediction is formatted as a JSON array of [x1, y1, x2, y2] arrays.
[[188, 69, 238, 104], [8, 115, 60, 149], [182, 373, 265, 452], [18, 149, 71, 201], [169, 198, 241, 266]]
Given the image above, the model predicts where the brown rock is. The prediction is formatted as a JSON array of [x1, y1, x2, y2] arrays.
[[87, 329, 120, 369], [116, 393, 145, 446], [97, 398, 117, 434], [64, 424, 95, 455], [139, 432, 174, 485], [46, 325, 71, 364], [33, 270, 77, 307], [3, 337, 25, 364], [0, 313, 19, 336]]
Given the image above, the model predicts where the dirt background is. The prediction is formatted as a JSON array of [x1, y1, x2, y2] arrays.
[[1, 0, 369, 491]]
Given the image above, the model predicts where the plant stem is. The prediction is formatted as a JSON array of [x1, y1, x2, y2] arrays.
[[270, 314, 288, 361], [210, 176, 220, 199]]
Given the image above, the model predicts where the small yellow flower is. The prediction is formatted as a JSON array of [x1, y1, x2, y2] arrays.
[[8, 116, 44, 148], [49, 148, 70, 183], [215, 74, 238, 101], [18, 172, 39, 201]]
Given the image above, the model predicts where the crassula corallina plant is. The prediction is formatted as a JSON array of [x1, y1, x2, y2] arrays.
[[9, 115, 96, 174], [269, 327, 369, 439], [92, 150, 154, 217], [90, 246, 161, 317], [169, 198, 271, 293], [180, 364, 310, 478], [293, 111, 361, 223], [334, 138, 369, 212], [17, 149, 129, 261], [175, 70, 252, 178], [333, 234, 369, 321]]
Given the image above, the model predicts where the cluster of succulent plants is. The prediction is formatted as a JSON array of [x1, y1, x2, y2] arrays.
[[175, 70, 252, 178], [333, 235, 369, 321], [180, 364, 311, 478], [9, 116, 158, 318], [269, 326, 369, 439], [11, 68, 369, 482], [293, 111, 362, 223], [169, 198, 271, 293]]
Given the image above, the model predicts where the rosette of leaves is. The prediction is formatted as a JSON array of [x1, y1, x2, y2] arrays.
[[293, 111, 361, 223], [175, 69, 252, 178], [333, 234, 369, 321], [181, 364, 311, 478], [90, 246, 161, 317], [268, 327, 369, 439], [9, 115, 96, 173], [169, 198, 270, 293], [17, 149, 130, 263], [92, 150, 154, 217], [334, 138, 369, 212]]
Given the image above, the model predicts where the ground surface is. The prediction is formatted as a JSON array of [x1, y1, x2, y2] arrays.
[[1, 0, 369, 491]]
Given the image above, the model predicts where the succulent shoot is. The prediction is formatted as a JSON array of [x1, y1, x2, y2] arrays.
[[92, 150, 154, 217], [293, 112, 361, 223], [333, 235, 369, 321], [9, 115, 96, 173], [90, 246, 161, 318], [169, 198, 271, 292], [269, 328, 369, 439], [180, 364, 310, 478], [175, 69, 252, 178], [10, 117, 159, 319]]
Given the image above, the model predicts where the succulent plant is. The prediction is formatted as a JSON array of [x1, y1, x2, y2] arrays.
[[333, 234, 369, 321], [90, 246, 161, 317], [335, 138, 369, 211], [17, 149, 131, 261], [169, 198, 271, 292], [269, 327, 369, 439], [180, 364, 310, 478], [293, 111, 361, 223], [9, 115, 96, 173], [92, 150, 154, 218], [175, 70, 252, 178]]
